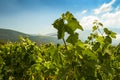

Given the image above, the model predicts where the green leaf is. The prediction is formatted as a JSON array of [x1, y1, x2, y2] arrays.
[[92, 26, 97, 32], [92, 42, 100, 51], [58, 29, 65, 39], [110, 31, 116, 38], [96, 36, 104, 44], [64, 11, 74, 20], [52, 19, 65, 39], [78, 24, 83, 31], [98, 22, 103, 27], [64, 11, 83, 32], [104, 36, 112, 44], [53, 11, 83, 39], [66, 33, 79, 45], [104, 28, 116, 38], [67, 19, 83, 32], [104, 28, 111, 35], [64, 25, 73, 34]]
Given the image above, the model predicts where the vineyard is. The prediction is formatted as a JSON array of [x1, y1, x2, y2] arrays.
[[0, 12, 120, 80]]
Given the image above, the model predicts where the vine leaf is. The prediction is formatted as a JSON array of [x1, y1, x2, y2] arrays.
[[52, 19, 65, 39], [104, 28, 116, 38], [66, 33, 79, 45], [104, 36, 112, 44], [53, 11, 83, 41], [92, 42, 100, 51]]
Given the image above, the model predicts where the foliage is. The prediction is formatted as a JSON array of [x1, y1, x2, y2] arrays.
[[0, 11, 120, 80]]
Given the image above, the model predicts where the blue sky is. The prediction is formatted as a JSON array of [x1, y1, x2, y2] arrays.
[[0, 0, 120, 39]]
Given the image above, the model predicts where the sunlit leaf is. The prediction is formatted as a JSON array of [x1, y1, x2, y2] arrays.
[[104, 36, 112, 44], [66, 33, 79, 45], [98, 22, 103, 27], [92, 26, 97, 32]]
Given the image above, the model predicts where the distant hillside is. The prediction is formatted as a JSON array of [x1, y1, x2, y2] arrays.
[[0, 28, 62, 44]]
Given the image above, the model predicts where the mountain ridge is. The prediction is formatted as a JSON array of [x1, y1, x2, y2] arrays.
[[0, 28, 62, 44]]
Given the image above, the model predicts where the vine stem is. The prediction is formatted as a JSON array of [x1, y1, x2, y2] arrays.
[[62, 38, 67, 50]]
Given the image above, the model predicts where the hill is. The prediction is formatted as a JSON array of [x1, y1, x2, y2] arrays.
[[0, 28, 62, 44]]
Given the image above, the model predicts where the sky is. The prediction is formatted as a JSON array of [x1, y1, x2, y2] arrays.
[[0, 0, 120, 40]]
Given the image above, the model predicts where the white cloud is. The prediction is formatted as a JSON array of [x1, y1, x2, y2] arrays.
[[77, 0, 120, 32], [80, 10, 120, 30], [80, 16, 100, 30], [115, 6, 120, 11], [113, 34, 120, 45], [75, 10, 87, 19], [116, 34, 120, 40], [94, 0, 115, 14], [101, 11, 120, 28], [81, 10, 87, 14]]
